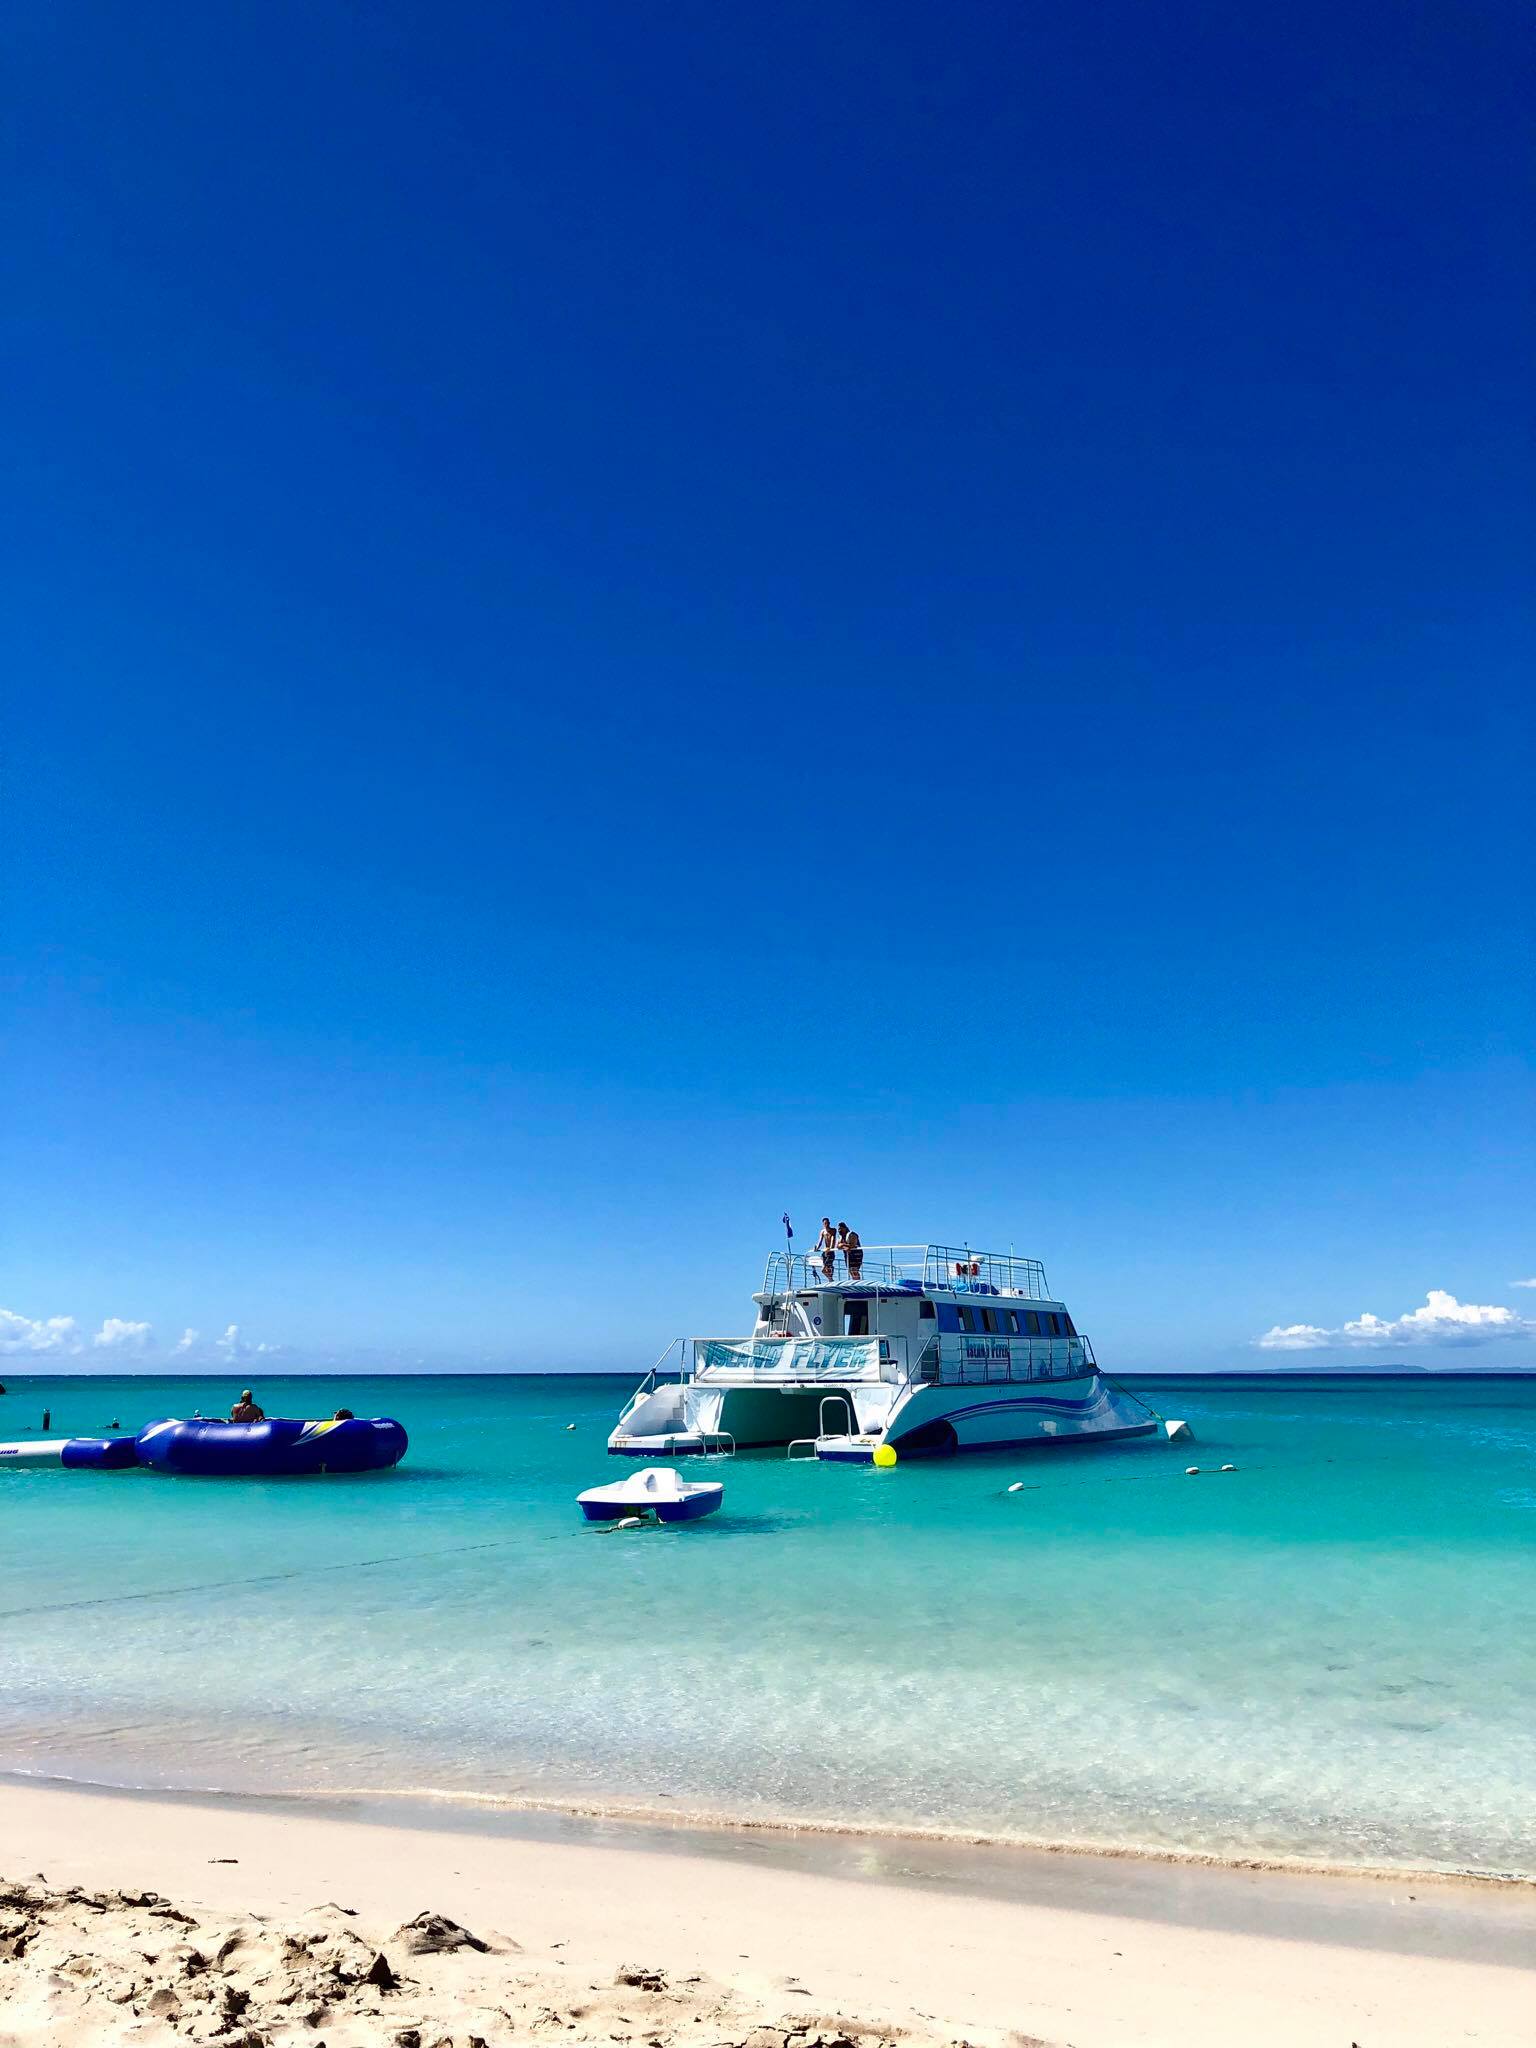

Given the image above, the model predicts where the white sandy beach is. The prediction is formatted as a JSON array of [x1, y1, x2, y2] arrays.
[[1, 1781, 1532, 2048]]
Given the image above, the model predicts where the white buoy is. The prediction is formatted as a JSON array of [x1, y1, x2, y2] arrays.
[[1007, 1481, 1024, 1493], [1185, 1465, 1200, 1475], [1164, 1419, 1194, 1442], [1221, 1463, 1236, 1472]]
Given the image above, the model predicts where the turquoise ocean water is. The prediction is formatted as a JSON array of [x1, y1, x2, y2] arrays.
[[1, 1373, 1533, 1878]]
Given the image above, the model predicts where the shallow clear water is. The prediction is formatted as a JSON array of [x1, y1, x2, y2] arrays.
[[2, 1373, 1533, 1876]]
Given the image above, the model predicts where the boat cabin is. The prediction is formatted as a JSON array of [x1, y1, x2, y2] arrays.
[[753, 1243, 1073, 1343]]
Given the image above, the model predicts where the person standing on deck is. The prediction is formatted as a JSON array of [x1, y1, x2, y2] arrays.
[[816, 1217, 837, 1280], [840, 1224, 863, 1280]]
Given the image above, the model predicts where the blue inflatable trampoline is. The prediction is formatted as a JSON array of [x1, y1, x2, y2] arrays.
[[135, 1415, 407, 1476]]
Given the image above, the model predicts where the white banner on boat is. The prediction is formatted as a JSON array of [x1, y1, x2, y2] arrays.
[[693, 1338, 880, 1378]]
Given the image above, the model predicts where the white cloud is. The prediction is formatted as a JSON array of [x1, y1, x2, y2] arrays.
[[1511, 1278, 1536, 1290], [1348, 1291, 1527, 1344], [0, 1308, 81, 1355], [1255, 1322, 1332, 1351], [213, 1324, 277, 1361], [0, 1309, 280, 1366], [92, 1317, 152, 1351], [1255, 1290, 1535, 1352], [1, 1310, 79, 1355]]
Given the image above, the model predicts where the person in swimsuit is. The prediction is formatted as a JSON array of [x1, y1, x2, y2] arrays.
[[840, 1224, 863, 1280], [228, 1388, 266, 1422], [816, 1217, 837, 1280]]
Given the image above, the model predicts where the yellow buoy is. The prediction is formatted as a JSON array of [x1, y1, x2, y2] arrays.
[[872, 1444, 898, 1468]]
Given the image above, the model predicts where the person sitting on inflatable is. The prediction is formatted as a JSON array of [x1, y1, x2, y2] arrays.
[[228, 1388, 266, 1423]]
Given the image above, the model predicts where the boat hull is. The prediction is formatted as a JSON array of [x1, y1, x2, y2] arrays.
[[579, 1490, 722, 1523], [607, 1432, 715, 1457], [608, 1372, 1157, 1456], [884, 1375, 1158, 1455]]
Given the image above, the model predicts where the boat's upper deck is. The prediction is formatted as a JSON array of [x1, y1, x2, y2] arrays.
[[763, 1242, 1051, 1300], [656, 1240, 1093, 1392]]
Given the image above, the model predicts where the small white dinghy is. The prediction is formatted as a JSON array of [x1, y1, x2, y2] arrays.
[[577, 1465, 724, 1526]]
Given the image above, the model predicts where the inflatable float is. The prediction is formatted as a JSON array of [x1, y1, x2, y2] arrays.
[[2, 1416, 407, 1477], [0, 1436, 141, 1469], [135, 1416, 407, 1476]]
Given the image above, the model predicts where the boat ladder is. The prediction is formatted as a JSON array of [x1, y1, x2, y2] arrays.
[[787, 1394, 856, 1460]]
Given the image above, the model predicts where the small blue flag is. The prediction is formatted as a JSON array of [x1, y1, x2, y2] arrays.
[[782, 1212, 793, 1241]]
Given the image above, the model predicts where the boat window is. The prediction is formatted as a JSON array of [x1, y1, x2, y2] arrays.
[[956, 1305, 976, 1332], [1026, 1311, 1043, 1336], [919, 1299, 936, 1320], [1049, 1312, 1065, 1336], [980, 1308, 998, 1333], [1062, 1313, 1077, 1337], [843, 1301, 870, 1336], [1005, 1310, 1021, 1334]]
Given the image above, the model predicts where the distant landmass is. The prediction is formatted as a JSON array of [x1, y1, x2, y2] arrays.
[[1124, 1362, 1536, 1381]]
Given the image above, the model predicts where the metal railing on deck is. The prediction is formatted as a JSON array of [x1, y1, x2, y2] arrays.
[[762, 1243, 1050, 1298], [615, 1338, 687, 1424]]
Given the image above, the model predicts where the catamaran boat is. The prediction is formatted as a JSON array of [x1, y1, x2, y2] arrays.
[[608, 1241, 1160, 1458]]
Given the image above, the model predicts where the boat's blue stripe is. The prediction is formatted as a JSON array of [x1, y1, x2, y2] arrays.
[[949, 1423, 1157, 1450], [935, 1393, 1110, 1418]]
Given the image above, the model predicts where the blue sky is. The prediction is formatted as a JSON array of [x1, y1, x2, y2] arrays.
[[4, 0, 1532, 1372]]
